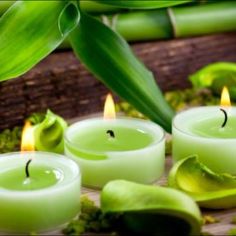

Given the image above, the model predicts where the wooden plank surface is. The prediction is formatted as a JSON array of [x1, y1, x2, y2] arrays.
[[81, 157, 236, 235], [1, 33, 236, 130]]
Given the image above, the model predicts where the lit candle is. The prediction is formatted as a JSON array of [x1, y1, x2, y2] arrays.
[[173, 87, 236, 173], [0, 122, 81, 234], [65, 94, 165, 188]]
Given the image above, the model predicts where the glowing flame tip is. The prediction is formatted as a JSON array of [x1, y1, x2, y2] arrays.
[[21, 121, 35, 152], [221, 86, 231, 107], [103, 93, 116, 119]]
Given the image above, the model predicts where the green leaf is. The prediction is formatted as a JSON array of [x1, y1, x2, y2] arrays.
[[101, 180, 202, 235], [0, 0, 80, 81], [94, 0, 192, 9], [0, 1, 12, 15], [169, 156, 236, 209], [34, 110, 67, 154], [69, 12, 174, 132], [189, 62, 236, 100], [190, 62, 236, 87], [27, 112, 46, 126]]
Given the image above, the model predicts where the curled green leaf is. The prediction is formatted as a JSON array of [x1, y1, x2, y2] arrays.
[[101, 180, 202, 235], [70, 12, 174, 133], [34, 110, 67, 154], [189, 62, 236, 99], [58, 2, 80, 36], [0, 0, 80, 81], [169, 156, 236, 209]]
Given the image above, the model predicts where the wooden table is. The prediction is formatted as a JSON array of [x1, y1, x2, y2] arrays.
[[81, 157, 236, 235]]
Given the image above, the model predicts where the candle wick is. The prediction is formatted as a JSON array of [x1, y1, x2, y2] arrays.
[[220, 108, 228, 128], [106, 130, 115, 138], [25, 159, 32, 178]]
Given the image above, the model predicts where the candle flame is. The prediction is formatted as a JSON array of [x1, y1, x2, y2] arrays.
[[103, 93, 116, 119], [21, 121, 35, 152], [220, 86, 231, 107]]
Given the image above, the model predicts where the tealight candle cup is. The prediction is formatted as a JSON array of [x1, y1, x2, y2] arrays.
[[0, 152, 81, 234], [173, 106, 236, 174], [64, 117, 165, 188]]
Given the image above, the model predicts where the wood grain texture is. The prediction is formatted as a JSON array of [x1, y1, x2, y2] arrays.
[[0, 33, 236, 130]]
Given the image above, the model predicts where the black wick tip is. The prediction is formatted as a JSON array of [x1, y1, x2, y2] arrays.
[[106, 130, 115, 138], [25, 159, 32, 178], [220, 108, 228, 128]]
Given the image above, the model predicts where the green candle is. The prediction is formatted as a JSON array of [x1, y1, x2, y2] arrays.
[[71, 126, 153, 152], [0, 152, 81, 234], [0, 166, 61, 191], [173, 107, 236, 174], [65, 118, 165, 188], [191, 116, 236, 138]]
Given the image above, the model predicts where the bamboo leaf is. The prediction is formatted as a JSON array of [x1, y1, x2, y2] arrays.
[[0, 1, 120, 16], [0, 1, 12, 15], [69, 12, 174, 132], [94, 0, 192, 9], [0, 1, 80, 81]]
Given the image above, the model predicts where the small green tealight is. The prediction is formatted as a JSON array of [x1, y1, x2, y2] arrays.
[[65, 118, 165, 188], [173, 106, 236, 174]]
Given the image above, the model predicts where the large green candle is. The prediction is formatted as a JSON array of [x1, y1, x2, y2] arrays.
[[0, 152, 81, 234], [173, 106, 236, 174], [65, 118, 165, 188]]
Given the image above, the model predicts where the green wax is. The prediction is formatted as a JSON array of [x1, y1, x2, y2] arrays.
[[191, 117, 236, 138], [0, 166, 61, 191], [72, 126, 153, 152], [65, 118, 165, 188]]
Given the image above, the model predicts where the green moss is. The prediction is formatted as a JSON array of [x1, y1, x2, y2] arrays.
[[115, 102, 146, 119], [116, 88, 219, 117], [203, 215, 220, 224], [165, 88, 219, 111], [63, 195, 119, 236], [0, 127, 22, 153]]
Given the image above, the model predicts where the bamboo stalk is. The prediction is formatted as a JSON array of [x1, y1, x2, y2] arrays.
[[169, 1, 236, 37], [101, 1, 236, 42], [59, 1, 236, 49], [3, 1, 235, 48], [106, 10, 173, 41]]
